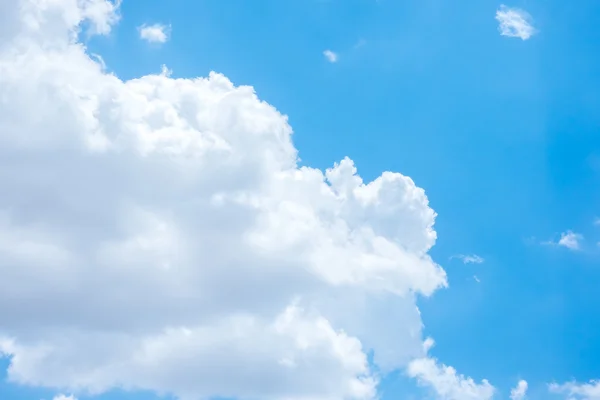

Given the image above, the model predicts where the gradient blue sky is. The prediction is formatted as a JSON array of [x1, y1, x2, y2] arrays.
[[3, 0, 600, 399]]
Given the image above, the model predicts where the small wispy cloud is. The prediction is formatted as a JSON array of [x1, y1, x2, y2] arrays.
[[323, 49, 338, 63], [159, 64, 173, 77], [495, 5, 536, 40], [473, 275, 481, 283], [543, 230, 583, 251], [354, 39, 367, 49], [451, 254, 485, 264], [510, 380, 528, 400], [139, 23, 170, 44], [422, 337, 435, 353], [558, 231, 583, 250], [550, 381, 600, 400]]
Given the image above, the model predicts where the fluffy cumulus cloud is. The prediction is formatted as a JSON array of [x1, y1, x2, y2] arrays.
[[0, 1, 450, 399], [510, 380, 528, 400], [495, 5, 536, 40], [407, 340, 495, 400], [53, 395, 77, 400], [550, 381, 600, 400], [139, 23, 170, 43], [407, 358, 494, 400]]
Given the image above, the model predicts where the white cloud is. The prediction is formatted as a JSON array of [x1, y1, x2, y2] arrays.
[[0, 1, 448, 400], [510, 380, 528, 400], [550, 381, 600, 400], [139, 23, 170, 43], [160, 64, 172, 77], [53, 395, 77, 400], [407, 356, 495, 400], [451, 254, 484, 264], [323, 49, 338, 63], [542, 230, 583, 250], [558, 230, 583, 250], [422, 337, 435, 353], [495, 5, 536, 40]]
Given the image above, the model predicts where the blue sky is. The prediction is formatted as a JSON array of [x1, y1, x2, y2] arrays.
[[2, 0, 600, 400]]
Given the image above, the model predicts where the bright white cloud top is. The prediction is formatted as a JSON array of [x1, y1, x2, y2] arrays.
[[139, 23, 170, 43], [323, 49, 338, 63], [495, 5, 536, 40], [0, 0, 451, 399]]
